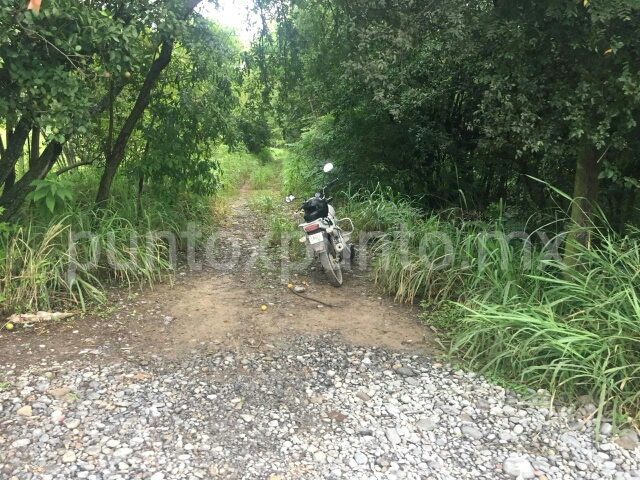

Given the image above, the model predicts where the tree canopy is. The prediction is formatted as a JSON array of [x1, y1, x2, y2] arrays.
[[251, 0, 640, 231], [0, 0, 245, 219]]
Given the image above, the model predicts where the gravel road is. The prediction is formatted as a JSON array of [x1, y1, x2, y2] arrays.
[[1, 334, 638, 480]]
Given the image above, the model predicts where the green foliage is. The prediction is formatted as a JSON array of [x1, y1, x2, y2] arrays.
[[26, 178, 75, 215], [248, 194, 276, 215], [257, 147, 275, 165], [419, 302, 466, 338], [255, 0, 640, 223], [215, 147, 263, 197], [267, 209, 297, 246], [346, 185, 640, 414], [249, 162, 279, 190], [137, 21, 241, 196], [1, 0, 241, 221], [237, 114, 272, 154], [281, 147, 321, 199], [342, 185, 423, 234], [0, 0, 140, 137], [451, 223, 640, 417]]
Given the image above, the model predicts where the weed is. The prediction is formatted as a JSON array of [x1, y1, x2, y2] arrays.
[[419, 301, 466, 337], [248, 194, 276, 215], [301, 175, 640, 417]]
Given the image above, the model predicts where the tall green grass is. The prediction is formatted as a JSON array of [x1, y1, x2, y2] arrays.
[[342, 185, 640, 417], [452, 225, 640, 418], [1, 162, 215, 313], [216, 146, 282, 196], [1, 209, 174, 313]]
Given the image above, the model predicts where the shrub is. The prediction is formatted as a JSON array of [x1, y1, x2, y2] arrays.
[[358, 187, 640, 417], [257, 147, 275, 165]]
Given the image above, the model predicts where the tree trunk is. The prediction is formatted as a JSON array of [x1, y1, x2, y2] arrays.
[[0, 136, 13, 192], [30, 126, 40, 168], [0, 142, 62, 221], [95, 41, 175, 207], [4, 167, 16, 191], [94, 0, 203, 208], [0, 118, 31, 188], [563, 142, 600, 269]]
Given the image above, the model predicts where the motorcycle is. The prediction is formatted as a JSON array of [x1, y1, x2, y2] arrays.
[[285, 163, 354, 287]]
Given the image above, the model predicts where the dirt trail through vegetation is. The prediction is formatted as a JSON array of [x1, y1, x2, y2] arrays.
[[0, 188, 436, 368]]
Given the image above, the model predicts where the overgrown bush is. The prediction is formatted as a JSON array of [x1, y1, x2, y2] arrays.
[[355, 188, 640, 416], [0, 210, 173, 313], [0, 147, 269, 314]]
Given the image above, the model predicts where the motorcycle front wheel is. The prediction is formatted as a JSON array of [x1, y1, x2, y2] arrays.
[[319, 250, 343, 287]]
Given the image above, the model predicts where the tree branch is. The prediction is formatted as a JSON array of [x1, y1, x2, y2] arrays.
[[55, 160, 93, 176]]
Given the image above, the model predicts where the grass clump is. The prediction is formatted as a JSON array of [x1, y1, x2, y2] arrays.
[[342, 185, 640, 418], [1, 209, 173, 313], [452, 224, 640, 418]]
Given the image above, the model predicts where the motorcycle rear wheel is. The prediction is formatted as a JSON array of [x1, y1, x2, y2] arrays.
[[319, 250, 343, 287]]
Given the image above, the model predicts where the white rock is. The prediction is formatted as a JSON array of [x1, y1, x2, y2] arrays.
[[12, 438, 30, 448], [66, 418, 81, 429], [113, 448, 133, 458], [385, 428, 401, 445], [416, 417, 438, 431], [354, 452, 368, 465], [462, 425, 483, 440], [503, 457, 535, 479], [313, 451, 326, 463], [62, 451, 77, 463]]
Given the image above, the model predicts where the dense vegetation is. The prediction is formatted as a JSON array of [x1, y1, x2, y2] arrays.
[[253, 0, 640, 421], [2, 0, 640, 422], [0, 0, 270, 309]]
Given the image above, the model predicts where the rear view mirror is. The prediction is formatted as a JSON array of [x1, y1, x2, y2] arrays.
[[323, 163, 334, 173]]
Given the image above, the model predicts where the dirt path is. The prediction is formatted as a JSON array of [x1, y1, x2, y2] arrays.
[[0, 188, 437, 368]]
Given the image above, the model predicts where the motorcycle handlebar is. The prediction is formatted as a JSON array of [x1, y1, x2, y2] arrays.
[[324, 178, 339, 189]]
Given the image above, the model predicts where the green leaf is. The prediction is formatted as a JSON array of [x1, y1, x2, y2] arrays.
[[45, 194, 56, 213], [32, 189, 49, 201]]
